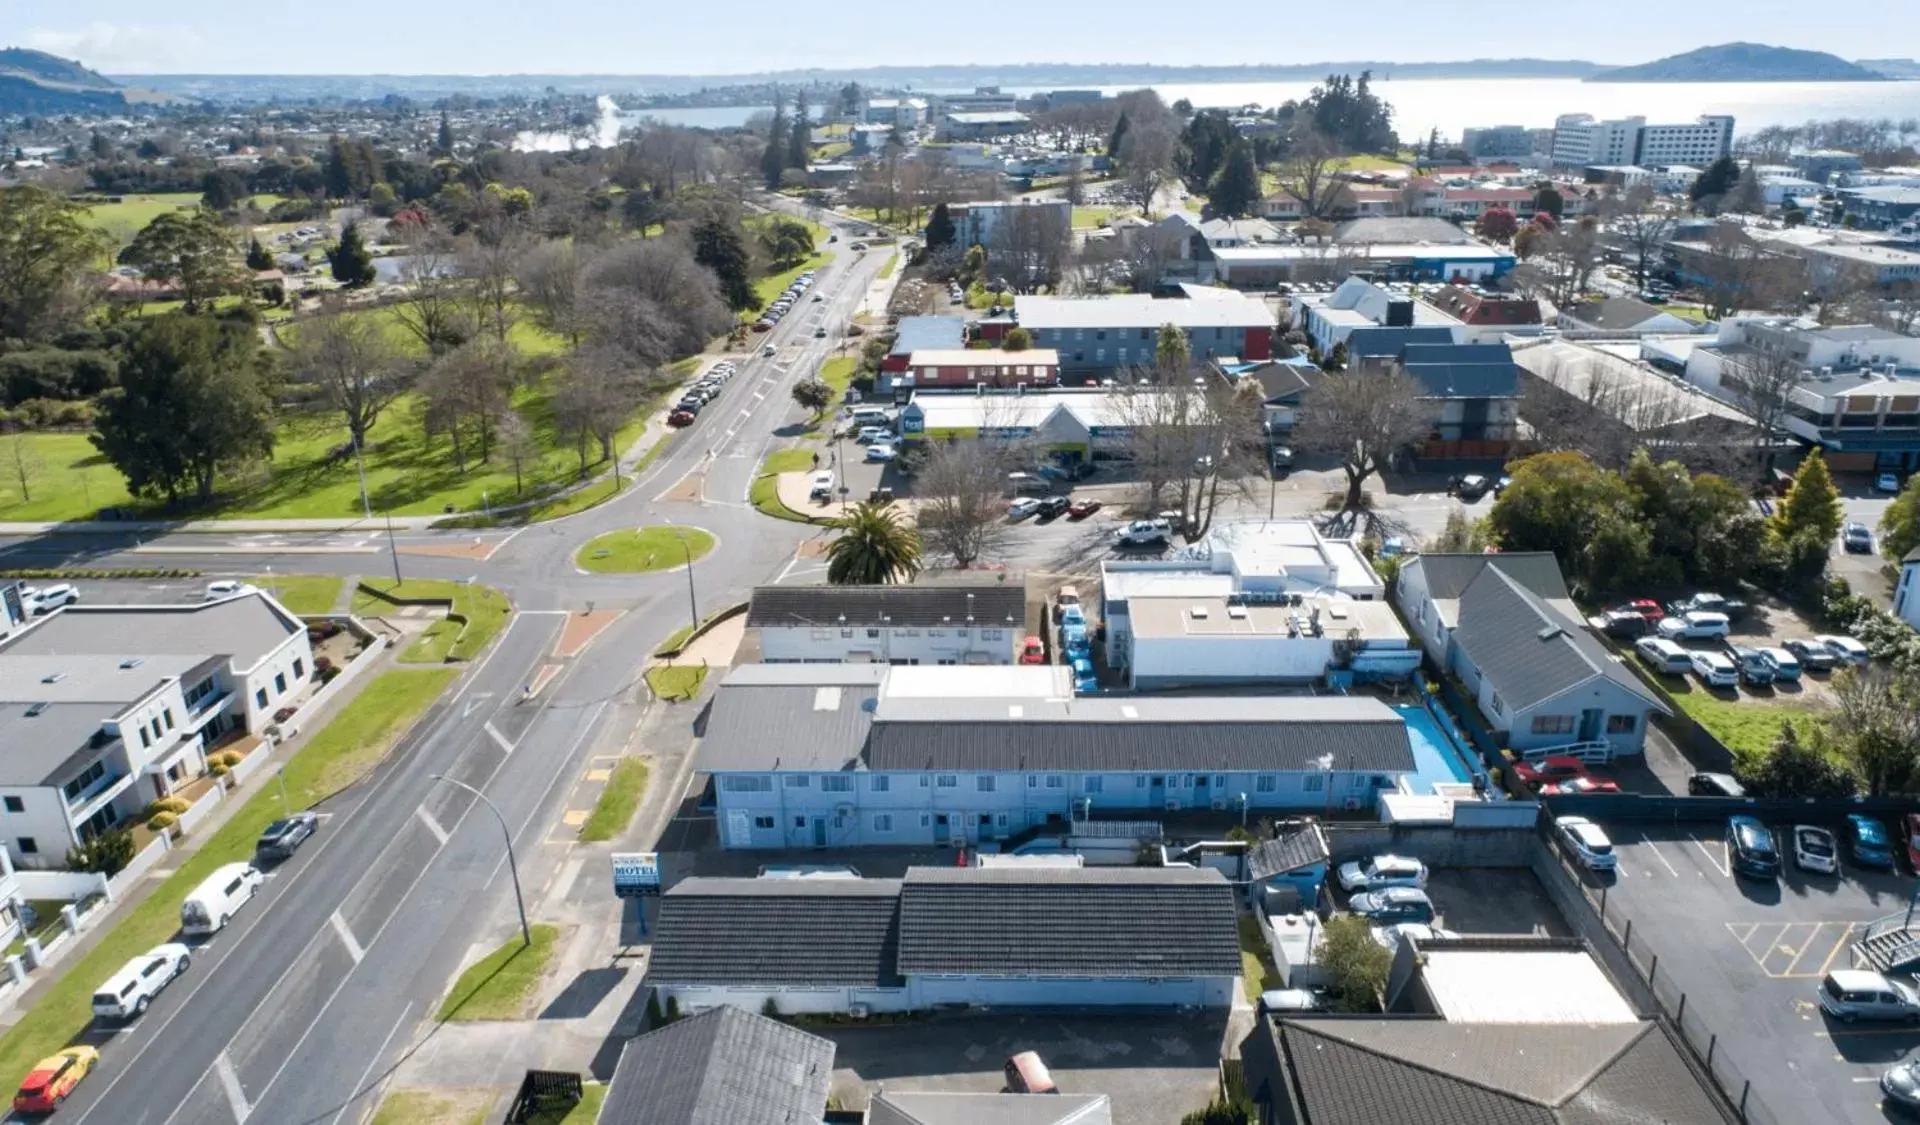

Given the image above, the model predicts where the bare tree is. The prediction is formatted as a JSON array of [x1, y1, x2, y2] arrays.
[[390, 222, 473, 357], [1724, 332, 1805, 481], [288, 306, 411, 454], [515, 240, 594, 346], [1294, 368, 1431, 511], [495, 407, 539, 495], [1113, 121, 1177, 217], [1112, 367, 1265, 536], [914, 438, 1015, 568], [4, 422, 40, 504], [461, 218, 527, 347], [419, 337, 515, 472], [1688, 222, 1805, 319], [1606, 185, 1677, 290], [580, 237, 733, 360], [1533, 217, 1606, 309], [1276, 127, 1346, 220], [986, 203, 1072, 292], [554, 344, 649, 475]]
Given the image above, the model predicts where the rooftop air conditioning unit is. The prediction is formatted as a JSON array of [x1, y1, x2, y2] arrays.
[[848, 1003, 871, 1020], [1164, 798, 1183, 812], [1211, 796, 1229, 811]]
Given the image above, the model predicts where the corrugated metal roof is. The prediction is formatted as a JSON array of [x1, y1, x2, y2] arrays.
[[1452, 569, 1662, 714], [647, 877, 904, 988], [601, 1006, 835, 1125]]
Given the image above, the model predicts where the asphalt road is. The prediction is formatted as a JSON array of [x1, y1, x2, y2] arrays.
[[0, 221, 889, 1125]]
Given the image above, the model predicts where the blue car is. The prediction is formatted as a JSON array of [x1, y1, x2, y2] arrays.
[[1727, 815, 1780, 880], [1060, 622, 1089, 656], [1070, 657, 1098, 694], [1848, 814, 1896, 869]]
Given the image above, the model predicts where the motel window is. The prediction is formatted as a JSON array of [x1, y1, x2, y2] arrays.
[[873, 814, 894, 833], [977, 776, 996, 793], [2, 797, 20, 813], [1084, 776, 1103, 793], [1490, 693, 1505, 716], [151, 718, 162, 740], [255, 689, 268, 709], [794, 816, 806, 828], [274, 673, 286, 695], [139, 729, 151, 749], [1607, 714, 1637, 734], [754, 816, 775, 830], [821, 776, 853, 792], [1531, 715, 1575, 736], [1303, 774, 1324, 792], [840, 629, 853, 638], [1046, 775, 1064, 789], [1256, 775, 1276, 793], [292, 660, 304, 680], [722, 775, 772, 792], [866, 628, 881, 639], [870, 775, 890, 792], [937, 775, 958, 788], [1028, 775, 1039, 788], [16, 838, 35, 855], [785, 775, 810, 789]]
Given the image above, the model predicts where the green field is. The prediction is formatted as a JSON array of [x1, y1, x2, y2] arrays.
[[437, 923, 562, 1021], [76, 193, 203, 245], [1658, 675, 1820, 765], [573, 525, 715, 573], [646, 662, 708, 701], [1333, 154, 1411, 173], [1072, 207, 1118, 229], [0, 666, 456, 1093], [750, 251, 832, 316], [749, 448, 820, 522], [353, 579, 512, 663]]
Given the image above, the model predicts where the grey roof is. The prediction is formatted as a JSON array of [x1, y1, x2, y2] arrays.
[[1333, 217, 1475, 246], [864, 696, 1415, 774], [1404, 552, 1571, 602], [647, 877, 904, 988], [697, 665, 885, 773], [1247, 823, 1330, 881], [1452, 569, 1664, 714], [1272, 1018, 1732, 1125], [0, 652, 215, 786], [747, 584, 1025, 630], [1016, 292, 1272, 331], [601, 1006, 834, 1125], [1561, 296, 1672, 331], [889, 316, 967, 357], [1343, 326, 1454, 359], [1400, 343, 1521, 399], [1, 593, 301, 669], [897, 866, 1241, 978], [869, 1092, 1112, 1125]]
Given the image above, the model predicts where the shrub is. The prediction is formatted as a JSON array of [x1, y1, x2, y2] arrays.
[[314, 655, 335, 674], [273, 706, 296, 723], [146, 811, 178, 831], [319, 665, 341, 684], [141, 797, 189, 818], [210, 763, 231, 777], [67, 828, 136, 875]]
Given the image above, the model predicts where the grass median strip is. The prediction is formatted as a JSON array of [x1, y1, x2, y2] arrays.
[[750, 448, 823, 523], [645, 663, 707, 701], [1238, 914, 1280, 1004], [437, 923, 562, 1021], [255, 574, 343, 616], [353, 579, 511, 663], [574, 526, 715, 574], [579, 758, 650, 843], [0, 665, 457, 1093], [523, 1083, 606, 1125]]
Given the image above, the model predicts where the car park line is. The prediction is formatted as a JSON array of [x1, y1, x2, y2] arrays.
[[1690, 831, 1731, 876], [1637, 832, 1681, 876], [1729, 920, 1871, 978]]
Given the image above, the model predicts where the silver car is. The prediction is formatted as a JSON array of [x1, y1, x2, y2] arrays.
[[1336, 855, 1429, 892], [1819, 970, 1920, 1024]]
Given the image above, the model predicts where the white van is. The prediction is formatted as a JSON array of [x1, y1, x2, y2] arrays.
[[92, 943, 190, 1022], [849, 407, 891, 427], [179, 862, 264, 937], [1634, 636, 1692, 675]]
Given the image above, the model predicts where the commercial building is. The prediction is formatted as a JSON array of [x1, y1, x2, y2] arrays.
[[878, 315, 966, 394], [1794, 149, 1863, 185], [1552, 114, 1734, 168], [601, 1006, 835, 1125], [900, 347, 1059, 390], [0, 591, 313, 867], [646, 865, 1242, 1014], [861, 97, 927, 130], [897, 388, 1145, 463], [945, 198, 1069, 250], [746, 583, 1026, 665], [938, 111, 1031, 141], [1010, 290, 1274, 376], [1511, 338, 1759, 462], [1119, 595, 1420, 690], [697, 663, 1420, 849], [1839, 185, 1920, 228]]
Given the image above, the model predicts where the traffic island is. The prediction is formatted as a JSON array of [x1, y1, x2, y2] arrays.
[[572, 526, 714, 574]]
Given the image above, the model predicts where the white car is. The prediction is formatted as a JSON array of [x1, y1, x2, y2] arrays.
[[1336, 854, 1429, 892], [202, 580, 254, 602], [1793, 824, 1839, 874], [1878, 472, 1902, 493], [1008, 498, 1044, 521], [1554, 815, 1617, 871], [856, 425, 893, 444], [1688, 650, 1739, 688], [863, 443, 897, 462], [91, 943, 191, 1022], [761, 344, 777, 357], [1658, 611, 1731, 640], [1371, 922, 1457, 951], [1815, 634, 1871, 665], [1115, 519, 1172, 547], [27, 583, 79, 614]]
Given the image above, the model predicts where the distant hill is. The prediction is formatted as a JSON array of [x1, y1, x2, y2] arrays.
[[0, 48, 126, 113], [1860, 58, 1920, 79], [1589, 43, 1887, 83]]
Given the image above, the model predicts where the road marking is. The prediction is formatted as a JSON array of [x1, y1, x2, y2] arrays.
[[1639, 833, 1681, 876], [1820, 923, 1859, 976], [213, 1050, 250, 1122], [484, 722, 515, 755], [414, 805, 449, 845], [461, 692, 493, 718], [329, 910, 364, 964], [326, 1002, 415, 1125], [1691, 832, 1730, 877]]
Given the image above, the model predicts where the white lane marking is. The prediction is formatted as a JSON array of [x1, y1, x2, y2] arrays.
[[326, 1002, 414, 1125], [329, 910, 364, 964], [484, 722, 515, 755], [414, 805, 449, 845], [1639, 833, 1681, 877], [213, 1051, 251, 1122]]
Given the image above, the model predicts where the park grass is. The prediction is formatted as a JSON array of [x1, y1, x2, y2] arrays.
[[645, 662, 708, 701], [0, 665, 456, 1094], [1238, 914, 1280, 1004], [436, 923, 563, 1021], [1660, 675, 1820, 765], [0, 431, 136, 521], [1666, 305, 1712, 324], [579, 758, 650, 843], [1333, 153, 1410, 173], [813, 141, 852, 161], [1071, 206, 1118, 229], [256, 574, 343, 615], [369, 1089, 490, 1125], [521, 1083, 606, 1125], [573, 525, 715, 574], [353, 579, 512, 663], [818, 356, 856, 403], [76, 192, 203, 245], [749, 251, 832, 318]]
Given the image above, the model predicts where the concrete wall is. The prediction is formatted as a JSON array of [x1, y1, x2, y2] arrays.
[[173, 783, 225, 838], [659, 983, 912, 1016], [13, 869, 109, 902], [274, 629, 386, 741], [1323, 822, 1537, 868], [758, 626, 1017, 666], [106, 834, 171, 900]]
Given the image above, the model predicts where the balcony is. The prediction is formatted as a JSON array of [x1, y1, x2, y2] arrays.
[[186, 688, 235, 727], [65, 771, 133, 824]]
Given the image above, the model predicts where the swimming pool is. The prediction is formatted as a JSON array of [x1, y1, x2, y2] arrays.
[[1395, 702, 1481, 793]]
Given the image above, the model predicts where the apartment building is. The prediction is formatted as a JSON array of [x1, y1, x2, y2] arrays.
[[746, 584, 1026, 665], [1010, 290, 1273, 377], [1552, 114, 1733, 168]]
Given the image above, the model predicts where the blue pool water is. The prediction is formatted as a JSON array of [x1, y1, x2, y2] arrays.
[[1395, 702, 1480, 793]]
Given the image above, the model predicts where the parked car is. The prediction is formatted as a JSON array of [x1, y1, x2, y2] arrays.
[[1815, 634, 1871, 666], [1783, 637, 1839, 671], [1844, 522, 1875, 553], [1722, 644, 1775, 686], [254, 811, 320, 862], [761, 343, 777, 356], [1793, 824, 1839, 874], [1371, 922, 1457, 951], [1593, 609, 1653, 639], [1554, 815, 1618, 871], [1070, 657, 1098, 694], [863, 444, 897, 463], [91, 943, 191, 1023], [1666, 593, 1749, 620], [180, 862, 265, 936], [1336, 855, 1429, 892], [1687, 772, 1746, 797], [1008, 497, 1044, 521], [1060, 622, 1090, 656], [1053, 585, 1081, 623], [202, 580, 252, 601], [1004, 1051, 1057, 1094], [808, 472, 836, 501], [1658, 611, 1732, 640], [1689, 649, 1739, 688], [1059, 605, 1087, 629], [1819, 969, 1920, 1023], [1067, 498, 1102, 519], [1542, 776, 1621, 795], [1258, 988, 1329, 1014], [1115, 519, 1172, 547], [1879, 1055, 1920, 1113], [1878, 472, 1904, 494], [1727, 815, 1781, 880], [28, 583, 78, 614], [1907, 813, 1920, 874], [13, 1047, 98, 1114], [1614, 599, 1666, 623], [1512, 755, 1591, 788], [1036, 496, 1071, 519], [1634, 636, 1693, 675], [667, 409, 696, 427], [1347, 887, 1436, 925], [1453, 474, 1490, 500], [1848, 814, 1896, 869], [855, 425, 892, 444], [1018, 636, 1046, 664], [1758, 647, 1802, 682]]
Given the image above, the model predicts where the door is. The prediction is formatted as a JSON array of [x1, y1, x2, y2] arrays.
[[1150, 776, 1166, 803], [811, 817, 827, 847], [1578, 709, 1602, 742], [727, 812, 751, 847]]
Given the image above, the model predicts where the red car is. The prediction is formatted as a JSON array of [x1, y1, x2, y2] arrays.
[[1621, 599, 1665, 622], [1018, 636, 1046, 664], [667, 409, 697, 427], [1067, 499, 1102, 519], [1906, 814, 1920, 873], [1542, 775, 1621, 795], [14, 1046, 97, 1114], [1512, 755, 1591, 788]]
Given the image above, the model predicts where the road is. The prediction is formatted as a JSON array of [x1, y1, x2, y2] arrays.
[[0, 220, 890, 1125]]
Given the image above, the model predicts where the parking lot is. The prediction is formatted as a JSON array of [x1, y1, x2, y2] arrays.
[[1575, 815, 1920, 1125]]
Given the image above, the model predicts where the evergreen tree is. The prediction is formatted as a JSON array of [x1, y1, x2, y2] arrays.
[[924, 202, 956, 250], [692, 215, 756, 311], [1771, 449, 1843, 546], [1154, 322, 1189, 374], [788, 92, 812, 171], [1533, 185, 1564, 220], [1107, 112, 1131, 166], [1690, 155, 1741, 212], [328, 221, 376, 288], [245, 237, 274, 272], [761, 97, 789, 190], [436, 112, 455, 156], [1208, 142, 1262, 219]]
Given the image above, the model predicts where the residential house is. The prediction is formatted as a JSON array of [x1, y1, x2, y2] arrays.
[[1199, 218, 1284, 248], [862, 97, 928, 130], [1294, 277, 1460, 354], [1395, 556, 1666, 756], [698, 663, 1420, 849], [1419, 285, 1544, 342], [879, 316, 966, 394], [1214, 356, 1317, 449], [870, 1092, 1112, 1125], [1390, 341, 1523, 457], [901, 348, 1060, 390], [0, 592, 314, 867], [1557, 296, 1698, 335], [1896, 549, 1920, 630], [1244, 820, 1330, 914], [746, 583, 1026, 665], [898, 388, 1163, 463], [1011, 291, 1273, 377], [600, 1006, 834, 1125], [647, 866, 1242, 1013]]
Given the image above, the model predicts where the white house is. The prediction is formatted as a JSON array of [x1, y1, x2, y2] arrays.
[[747, 584, 1026, 665], [1120, 594, 1421, 690], [1895, 549, 1920, 630], [700, 664, 1420, 850], [646, 866, 1241, 1015], [0, 592, 313, 867]]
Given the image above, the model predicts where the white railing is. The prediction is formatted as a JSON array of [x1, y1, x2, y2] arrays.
[[1520, 741, 1614, 765]]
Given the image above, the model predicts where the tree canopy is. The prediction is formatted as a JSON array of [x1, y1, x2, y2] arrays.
[[827, 502, 923, 584], [120, 208, 237, 313]]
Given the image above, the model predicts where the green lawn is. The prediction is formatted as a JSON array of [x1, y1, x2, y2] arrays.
[[0, 666, 456, 1093], [369, 1089, 488, 1125], [1666, 305, 1711, 324], [1071, 206, 1118, 229], [750, 448, 821, 522], [879, 252, 900, 279], [437, 923, 562, 1021], [523, 1083, 606, 1125], [1238, 914, 1280, 1004], [256, 574, 343, 615], [646, 663, 708, 701], [579, 758, 650, 843], [353, 579, 512, 663], [574, 525, 715, 573], [819, 356, 856, 402], [750, 252, 832, 317], [1333, 153, 1411, 173], [76, 192, 204, 246], [1659, 675, 1820, 765]]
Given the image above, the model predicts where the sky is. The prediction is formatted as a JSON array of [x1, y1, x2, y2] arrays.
[[5, 2, 1920, 76]]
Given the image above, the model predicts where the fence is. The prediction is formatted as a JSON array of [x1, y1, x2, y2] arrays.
[[13, 869, 109, 903], [106, 833, 172, 900], [228, 740, 278, 789], [1532, 823, 1780, 1125], [173, 784, 226, 838]]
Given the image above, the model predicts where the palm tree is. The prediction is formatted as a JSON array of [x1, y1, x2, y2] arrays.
[[826, 502, 923, 584]]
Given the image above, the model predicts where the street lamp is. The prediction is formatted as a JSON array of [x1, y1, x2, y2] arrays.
[[670, 525, 699, 637], [430, 774, 531, 947], [1237, 792, 1249, 830]]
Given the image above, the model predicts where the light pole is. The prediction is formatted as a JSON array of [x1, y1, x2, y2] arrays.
[[1237, 792, 1249, 830], [351, 431, 372, 520], [386, 510, 404, 585], [430, 774, 531, 947], [670, 525, 699, 636]]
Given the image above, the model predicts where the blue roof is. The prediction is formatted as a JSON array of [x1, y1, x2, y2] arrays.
[[890, 316, 967, 357], [1400, 342, 1520, 399], [1344, 326, 1452, 358]]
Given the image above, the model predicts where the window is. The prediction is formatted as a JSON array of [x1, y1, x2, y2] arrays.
[[754, 815, 775, 830], [840, 628, 853, 638], [16, 838, 35, 855], [1256, 775, 1276, 793], [976, 776, 996, 792], [873, 813, 894, 833], [1135, 776, 1147, 788], [870, 775, 890, 793], [1028, 775, 1039, 788], [821, 775, 853, 793], [1303, 774, 1325, 792], [1045, 775, 1064, 789], [255, 688, 268, 709], [784, 775, 811, 789], [936, 774, 958, 788], [139, 728, 151, 749], [150, 719, 162, 740], [1352, 775, 1369, 790], [1531, 715, 1576, 736], [1084, 776, 1104, 793], [1489, 693, 1506, 716], [919, 775, 930, 788], [866, 628, 881, 639], [1, 797, 20, 813], [274, 673, 287, 695], [1606, 714, 1637, 734], [983, 629, 1003, 641], [721, 775, 772, 792], [163, 710, 174, 730], [794, 816, 806, 828], [292, 660, 304, 680]]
